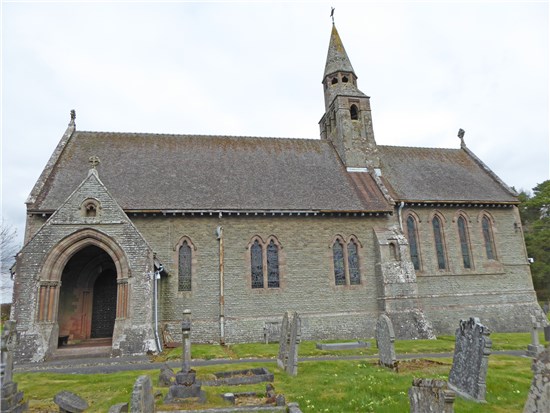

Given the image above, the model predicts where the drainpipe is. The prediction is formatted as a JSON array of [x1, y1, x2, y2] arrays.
[[153, 265, 163, 352], [216, 225, 225, 345], [398, 202, 405, 231]]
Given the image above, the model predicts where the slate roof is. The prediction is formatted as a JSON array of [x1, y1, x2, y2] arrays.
[[28, 131, 392, 213], [324, 24, 355, 79], [378, 145, 518, 203]]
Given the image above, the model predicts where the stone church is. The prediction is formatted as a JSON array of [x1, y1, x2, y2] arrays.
[[11, 23, 542, 362]]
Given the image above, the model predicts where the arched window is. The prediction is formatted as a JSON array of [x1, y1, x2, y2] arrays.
[[266, 239, 280, 288], [251, 240, 264, 288], [406, 215, 421, 270], [432, 215, 447, 270], [178, 241, 192, 291], [331, 77, 338, 85], [342, 76, 349, 83], [350, 104, 359, 120], [482, 216, 496, 260], [332, 239, 346, 285], [457, 216, 472, 269], [347, 240, 361, 285]]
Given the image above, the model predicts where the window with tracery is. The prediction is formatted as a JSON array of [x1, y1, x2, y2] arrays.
[[178, 240, 192, 291], [406, 215, 421, 270], [457, 216, 472, 269], [482, 215, 496, 260], [332, 237, 361, 286], [250, 237, 281, 289], [432, 215, 447, 270]]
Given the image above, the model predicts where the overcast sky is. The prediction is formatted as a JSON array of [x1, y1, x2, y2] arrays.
[[1, 1, 549, 257]]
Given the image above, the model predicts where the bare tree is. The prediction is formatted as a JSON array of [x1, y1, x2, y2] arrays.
[[1, 220, 19, 277]]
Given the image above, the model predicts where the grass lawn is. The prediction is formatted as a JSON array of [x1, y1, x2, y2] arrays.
[[13, 333, 539, 412]]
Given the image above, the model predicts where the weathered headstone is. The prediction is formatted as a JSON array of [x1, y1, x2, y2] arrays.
[[264, 321, 281, 344], [158, 363, 176, 386], [276, 312, 290, 370], [527, 315, 544, 357], [1, 321, 28, 413], [286, 312, 301, 376], [53, 391, 89, 413], [448, 317, 492, 402], [108, 403, 128, 413], [523, 348, 550, 413], [277, 312, 301, 375], [164, 309, 206, 403], [375, 314, 397, 370], [130, 376, 154, 413], [409, 378, 455, 413]]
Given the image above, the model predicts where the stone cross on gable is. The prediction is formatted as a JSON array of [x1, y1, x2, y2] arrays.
[[89, 156, 101, 169]]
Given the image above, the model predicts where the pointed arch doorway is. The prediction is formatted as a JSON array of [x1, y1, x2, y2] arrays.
[[58, 245, 118, 343]]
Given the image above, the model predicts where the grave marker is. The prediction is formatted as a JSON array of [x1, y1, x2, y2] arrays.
[[375, 314, 397, 370], [448, 317, 491, 402]]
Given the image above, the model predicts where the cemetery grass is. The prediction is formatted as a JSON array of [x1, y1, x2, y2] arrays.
[[152, 332, 537, 362], [14, 355, 532, 412]]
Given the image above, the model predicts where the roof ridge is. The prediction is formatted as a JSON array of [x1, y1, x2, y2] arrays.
[[378, 144, 462, 151], [75, 130, 323, 143]]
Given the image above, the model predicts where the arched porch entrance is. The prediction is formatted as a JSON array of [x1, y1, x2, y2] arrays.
[[37, 229, 130, 349], [57, 245, 118, 342]]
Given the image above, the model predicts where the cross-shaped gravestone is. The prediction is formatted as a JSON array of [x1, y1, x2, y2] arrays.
[[527, 315, 545, 357]]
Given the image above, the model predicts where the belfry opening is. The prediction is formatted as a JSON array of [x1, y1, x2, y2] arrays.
[[57, 245, 117, 345]]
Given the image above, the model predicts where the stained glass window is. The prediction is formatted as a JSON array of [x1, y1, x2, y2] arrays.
[[267, 240, 280, 288], [432, 216, 447, 270], [333, 240, 346, 285], [178, 241, 192, 291], [348, 240, 361, 285], [251, 240, 264, 288], [407, 216, 421, 270], [457, 216, 472, 269], [482, 216, 496, 260]]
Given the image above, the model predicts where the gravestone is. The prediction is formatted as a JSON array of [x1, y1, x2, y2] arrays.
[[448, 317, 492, 402], [276, 312, 290, 370], [108, 403, 128, 413], [53, 391, 89, 413], [264, 321, 281, 344], [375, 314, 397, 370], [1, 321, 28, 413], [409, 378, 455, 413], [277, 312, 301, 375], [164, 309, 206, 403], [523, 348, 550, 413], [527, 315, 544, 357], [158, 363, 176, 386], [130, 376, 154, 413], [286, 312, 301, 376]]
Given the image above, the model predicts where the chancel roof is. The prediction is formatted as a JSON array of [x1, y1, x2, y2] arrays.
[[28, 131, 392, 213], [378, 145, 518, 204]]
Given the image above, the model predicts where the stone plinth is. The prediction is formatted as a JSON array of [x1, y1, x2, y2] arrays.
[[409, 378, 455, 413]]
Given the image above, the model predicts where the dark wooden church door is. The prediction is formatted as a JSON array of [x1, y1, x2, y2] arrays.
[[91, 269, 117, 338]]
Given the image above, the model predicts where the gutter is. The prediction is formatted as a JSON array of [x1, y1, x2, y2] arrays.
[[216, 225, 225, 345], [153, 265, 163, 353], [397, 201, 405, 231]]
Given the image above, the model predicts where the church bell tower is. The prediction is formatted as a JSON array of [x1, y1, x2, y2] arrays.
[[319, 24, 379, 170]]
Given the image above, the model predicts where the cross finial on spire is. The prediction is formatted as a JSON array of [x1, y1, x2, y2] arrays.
[[330, 7, 335, 24], [89, 156, 101, 169]]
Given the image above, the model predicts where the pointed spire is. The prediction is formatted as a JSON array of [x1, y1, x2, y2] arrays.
[[323, 24, 356, 79]]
